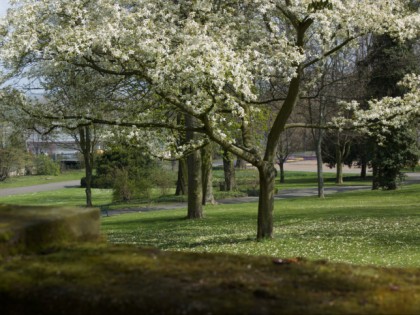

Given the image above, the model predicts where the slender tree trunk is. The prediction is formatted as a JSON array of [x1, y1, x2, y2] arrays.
[[336, 146, 344, 184], [186, 115, 203, 219], [79, 126, 93, 207], [257, 162, 276, 240], [201, 143, 216, 205], [235, 104, 252, 171], [223, 149, 236, 191], [175, 158, 187, 195], [372, 163, 380, 190], [315, 131, 325, 198], [279, 161, 285, 183], [360, 161, 367, 179], [256, 64, 303, 240]]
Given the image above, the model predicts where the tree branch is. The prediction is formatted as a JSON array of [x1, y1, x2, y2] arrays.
[[303, 37, 356, 69]]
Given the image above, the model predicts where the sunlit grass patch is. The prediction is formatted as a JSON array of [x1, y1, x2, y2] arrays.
[[0, 188, 113, 207], [102, 185, 420, 268], [0, 170, 85, 189]]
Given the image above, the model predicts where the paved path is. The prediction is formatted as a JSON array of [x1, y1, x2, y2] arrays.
[[102, 173, 420, 216], [103, 185, 373, 216], [0, 180, 81, 197], [1, 166, 419, 217]]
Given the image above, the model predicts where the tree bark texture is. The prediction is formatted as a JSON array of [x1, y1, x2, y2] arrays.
[[257, 162, 277, 240], [360, 161, 367, 179], [201, 143, 216, 205], [372, 163, 379, 190], [79, 126, 93, 207], [186, 115, 203, 219], [279, 161, 285, 184], [336, 147, 344, 184], [256, 69, 302, 239], [222, 149, 236, 191], [175, 158, 187, 196], [315, 132, 325, 198]]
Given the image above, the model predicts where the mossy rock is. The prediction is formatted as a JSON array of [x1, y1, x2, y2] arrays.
[[0, 204, 100, 256], [0, 245, 419, 314]]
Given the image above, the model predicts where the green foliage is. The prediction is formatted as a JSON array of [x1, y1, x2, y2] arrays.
[[308, 0, 333, 12], [149, 167, 176, 195], [33, 154, 61, 176], [366, 35, 419, 99], [372, 127, 419, 190], [95, 146, 175, 202], [0, 147, 28, 181], [357, 34, 420, 189], [0, 123, 31, 180], [112, 168, 152, 201]]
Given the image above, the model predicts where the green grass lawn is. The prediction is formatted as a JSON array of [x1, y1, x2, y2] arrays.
[[1, 175, 420, 313], [0, 170, 85, 189], [213, 168, 373, 190], [2, 169, 418, 268], [102, 184, 420, 268], [0, 169, 371, 207], [277, 172, 373, 189], [0, 188, 113, 207]]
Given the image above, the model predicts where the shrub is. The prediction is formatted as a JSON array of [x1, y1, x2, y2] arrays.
[[94, 147, 173, 202], [150, 167, 176, 195], [34, 154, 60, 176]]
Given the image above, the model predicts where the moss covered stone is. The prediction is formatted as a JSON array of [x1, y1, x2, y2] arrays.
[[0, 204, 100, 256], [0, 245, 419, 314]]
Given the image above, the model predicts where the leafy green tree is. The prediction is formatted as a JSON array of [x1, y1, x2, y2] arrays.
[[0, 122, 30, 180], [2, 0, 419, 239], [363, 35, 419, 189], [371, 127, 418, 190]]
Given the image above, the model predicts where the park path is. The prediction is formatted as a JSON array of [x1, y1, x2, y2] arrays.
[[2, 161, 419, 216], [101, 185, 372, 216]]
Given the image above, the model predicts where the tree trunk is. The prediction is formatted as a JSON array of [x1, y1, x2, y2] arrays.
[[235, 158, 247, 169], [201, 143, 216, 205], [257, 162, 277, 240], [315, 131, 325, 198], [360, 161, 367, 179], [336, 146, 344, 184], [223, 149, 236, 191], [79, 126, 93, 207], [175, 158, 187, 196], [279, 161, 285, 183], [372, 163, 380, 190], [235, 104, 252, 171], [186, 115, 203, 219]]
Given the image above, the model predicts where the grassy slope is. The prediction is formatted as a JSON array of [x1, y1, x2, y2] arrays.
[[1, 244, 419, 314], [102, 184, 420, 268], [1, 173, 419, 313]]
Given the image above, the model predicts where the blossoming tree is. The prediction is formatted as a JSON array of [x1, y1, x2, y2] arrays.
[[1, 0, 419, 239]]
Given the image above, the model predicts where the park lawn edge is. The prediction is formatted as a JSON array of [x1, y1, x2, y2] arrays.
[[0, 243, 419, 315]]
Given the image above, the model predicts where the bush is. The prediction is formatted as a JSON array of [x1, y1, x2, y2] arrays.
[[80, 175, 113, 189], [34, 155, 60, 176], [112, 168, 152, 202], [94, 147, 176, 202], [150, 167, 177, 195]]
